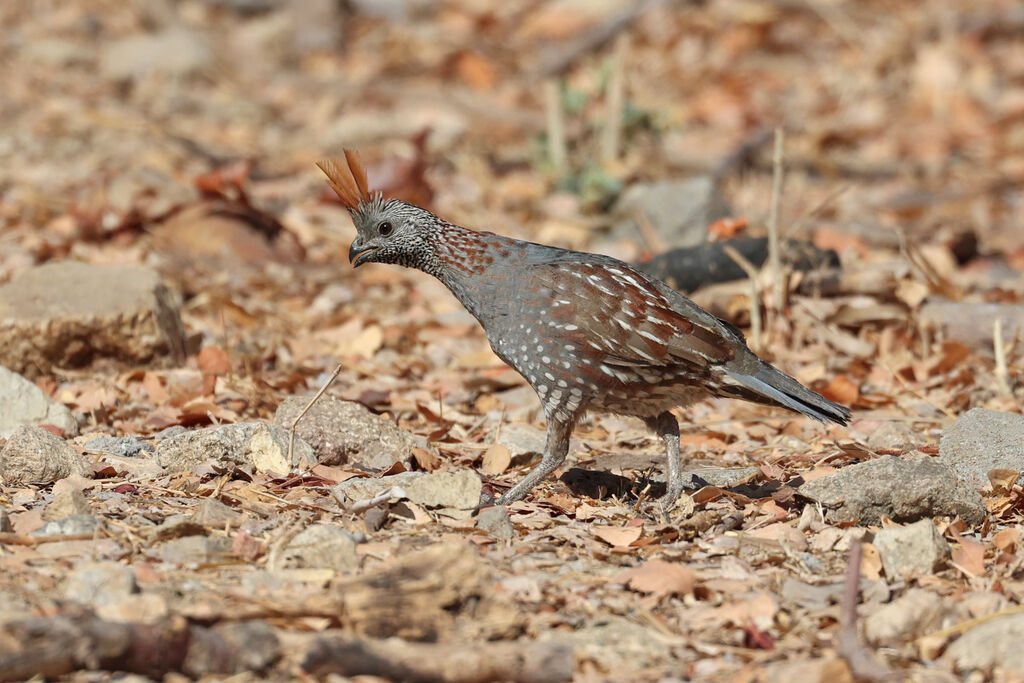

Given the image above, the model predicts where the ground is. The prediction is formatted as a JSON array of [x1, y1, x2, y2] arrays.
[[0, 1, 1023, 681]]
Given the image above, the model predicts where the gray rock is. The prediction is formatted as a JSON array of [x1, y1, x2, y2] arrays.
[[611, 177, 731, 249], [44, 476, 91, 520], [874, 519, 951, 579], [405, 470, 482, 519], [0, 425, 90, 484], [864, 588, 948, 645], [100, 29, 212, 80], [540, 616, 675, 671], [496, 423, 581, 466], [0, 508, 11, 532], [864, 420, 922, 452], [921, 300, 1024, 351], [156, 536, 232, 566], [685, 466, 761, 489], [798, 454, 986, 525], [155, 422, 316, 474], [477, 506, 514, 541], [0, 262, 186, 378], [282, 523, 358, 571], [84, 436, 154, 458], [191, 498, 242, 527], [940, 408, 1024, 487], [274, 395, 429, 469], [62, 562, 137, 606], [34, 514, 101, 537], [945, 612, 1024, 673], [0, 367, 78, 438], [331, 471, 426, 503]]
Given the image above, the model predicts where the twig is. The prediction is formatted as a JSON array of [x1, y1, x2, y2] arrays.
[[600, 34, 629, 163], [994, 317, 1012, 396], [632, 208, 667, 255], [722, 244, 763, 352], [917, 604, 1024, 645], [339, 486, 409, 514], [0, 532, 99, 546], [766, 127, 785, 315], [544, 80, 567, 174], [288, 363, 343, 464], [836, 542, 898, 681]]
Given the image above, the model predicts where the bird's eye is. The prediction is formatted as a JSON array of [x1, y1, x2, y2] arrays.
[[377, 221, 393, 236]]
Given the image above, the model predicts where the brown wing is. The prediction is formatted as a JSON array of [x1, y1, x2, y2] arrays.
[[533, 261, 736, 373]]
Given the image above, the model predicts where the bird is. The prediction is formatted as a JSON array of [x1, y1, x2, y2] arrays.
[[317, 151, 850, 509]]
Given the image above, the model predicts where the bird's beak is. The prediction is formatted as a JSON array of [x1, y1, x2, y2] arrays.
[[348, 238, 376, 268]]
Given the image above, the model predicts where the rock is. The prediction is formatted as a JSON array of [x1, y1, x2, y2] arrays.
[[84, 436, 154, 458], [685, 466, 761, 489], [155, 422, 316, 474], [945, 612, 1024, 673], [873, 519, 951, 579], [331, 472, 425, 504], [864, 588, 948, 644], [0, 508, 11, 533], [97, 593, 168, 624], [921, 300, 1024, 350], [940, 408, 1024, 487], [43, 476, 92, 521], [274, 395, 429, 469], [540, 616, 675, 672], [0, 367, 77, 438], [156, 536, 232, 565], [477, 506, 514, 541], [864, 420, 922, 452], [798, 455, 986, 525], [0, 262, 186, 377], [282, 523, 359, 571], [34, 514, 101, 537], [191, 498, 242, 527], [62, 562, 137, 605], [100, 29, 212, 80], [496, 423, 582, 466], [405, 470, 483, 520], [611, 177, 731, 249], [0, 425, 90, 484]]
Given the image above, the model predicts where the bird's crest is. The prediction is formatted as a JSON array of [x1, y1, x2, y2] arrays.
[[316, 150, 369, 209]]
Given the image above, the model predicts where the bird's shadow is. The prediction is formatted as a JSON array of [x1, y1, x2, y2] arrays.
[[558, 465, 784, 502]]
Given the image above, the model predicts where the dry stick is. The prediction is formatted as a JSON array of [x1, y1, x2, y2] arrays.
[[632, 209, 668, 256], [836, 541, 898, 681], [722, 244, 763, 352], [544, 80, 567, 174], [766, 127, 785, 318], [0, 532, 98, 546], [994, 317, 1012, 396], [287, 362, 343, 464], [599, 33, 629, 163]]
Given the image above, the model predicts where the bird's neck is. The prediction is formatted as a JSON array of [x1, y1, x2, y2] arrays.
[[422, 220, 519, 321]]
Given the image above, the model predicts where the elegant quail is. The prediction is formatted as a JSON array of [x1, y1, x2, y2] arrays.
[[318, 151, 850, 508]]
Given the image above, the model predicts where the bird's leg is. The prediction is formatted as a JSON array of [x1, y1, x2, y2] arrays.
[[645, 411, 683, 508], [495, 414, 574, 505]]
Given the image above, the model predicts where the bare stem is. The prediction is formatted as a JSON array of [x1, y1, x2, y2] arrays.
[[723, 244, 762, 352], [288, 363, 343, 464], [544, 80, 567, 174], [767, 127, 785, 316], [994, 317, 1012, 395], [600, 34, 629, 163]]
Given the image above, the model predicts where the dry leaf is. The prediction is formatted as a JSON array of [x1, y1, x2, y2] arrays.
[[616, 559, 695, 599], [198, 346, 230, 375], [952, 537, 986, 576], [591, 524, 643, 548], [992, 528, 1019, 552], [861, 543, 883, 580], [988, 469, 1019, 496], [820, 375, 859, 404], [480, 444, 511, 475], [143, 372, 169, 405], [413, 447, 443, 472]]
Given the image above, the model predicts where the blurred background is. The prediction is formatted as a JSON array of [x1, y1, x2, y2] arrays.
[[1, 0, 1022, 421]]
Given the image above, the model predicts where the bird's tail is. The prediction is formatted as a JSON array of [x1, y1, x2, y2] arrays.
[[720, 362, 851, 426]]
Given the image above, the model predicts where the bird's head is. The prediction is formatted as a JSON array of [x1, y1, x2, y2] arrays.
[[317, 151, 436, 270]]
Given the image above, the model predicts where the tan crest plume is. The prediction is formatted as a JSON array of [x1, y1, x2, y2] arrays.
[[316, 149, 370, 209]]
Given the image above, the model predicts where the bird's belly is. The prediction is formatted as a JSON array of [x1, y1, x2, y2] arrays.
[[586, 380, 708, 418]]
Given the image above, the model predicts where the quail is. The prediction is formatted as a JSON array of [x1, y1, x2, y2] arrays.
[[318, 151, 850, 508]]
